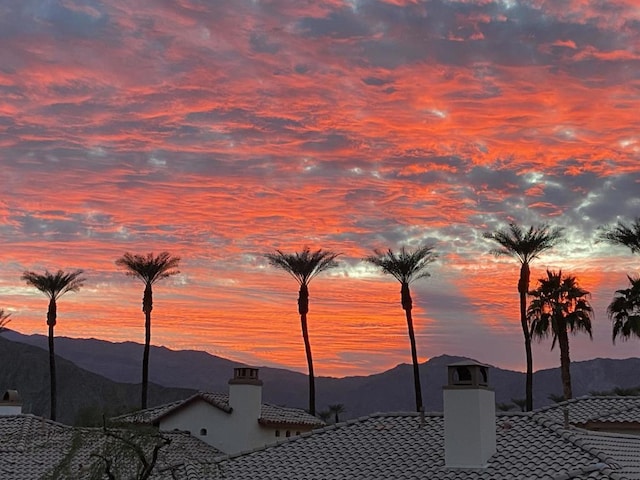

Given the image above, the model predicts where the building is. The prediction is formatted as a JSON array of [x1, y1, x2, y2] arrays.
[[3, 364, 640, 479], [113, 367, 325, 454], [207, 362, 640, 479]]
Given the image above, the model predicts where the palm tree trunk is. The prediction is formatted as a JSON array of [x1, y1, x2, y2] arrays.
[[141, 284, 153, 409], [47, 298, 57, 421], [557, 320, 572, 400], [298, 284, 315, 415], [402, 283, 423, 412], [518, 263, 533, 411]]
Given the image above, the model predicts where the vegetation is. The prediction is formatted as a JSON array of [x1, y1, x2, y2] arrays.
[[87, 426, 172, 480], [547, 393, 566, 404], [496, 402, 515, 412], [265, 247, 340, 415], [116, 252, 180, 409], [528, 270, 593, 401], [317, 410, 332, 423], [21, 269, 85, 421], [48, 425, 171, 480], [608, 276, 640, 343], [0, 309, 11, 332], [598, 217, 640, 254], [599, 218, 640, 345], [365, 245, 437, 412], [328, 403, 346, 423], [589, 386, 640, 396], [483, 223, 564, 411], [511, 398, 527, 412]]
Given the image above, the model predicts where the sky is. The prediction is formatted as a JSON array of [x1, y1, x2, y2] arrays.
[[0, 0, 639, 379]]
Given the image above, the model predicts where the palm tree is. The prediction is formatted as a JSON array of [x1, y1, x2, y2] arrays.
[[598, 218, 640, 346], [598, 217, 640, 254], [317, 410, 332, 423], [511, 398, 527, 412], [608, 276, 640, 343], [0, 309, 11, 332], [21, 269, 85, 421], [265, 247, 340, 416], [116, 252, 180, 409], [528, 270, 593, 401], [328, 403, 345, 423], [483, 223, 564, 411], [365, 245, 437, 412]]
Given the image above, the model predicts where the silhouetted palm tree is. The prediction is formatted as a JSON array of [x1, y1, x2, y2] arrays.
[[598, 219, 640, 346], [0, 309, 11, 332], [317, 410, 331, 423], [116, 252, 180, 409], [21, 269, 85, 421], [608, 276, 640, 343], [511, 398, 527, 412], [365, 245, 437, 412], [598, 217, 640, 254], [483, 223, 564, 411], [265, 247, 339, 415], [528, 270, 593, 401], [328, 403, 345, 423]]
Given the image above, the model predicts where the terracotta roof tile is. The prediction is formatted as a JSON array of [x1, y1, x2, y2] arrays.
[[209, 403, 640, 480]]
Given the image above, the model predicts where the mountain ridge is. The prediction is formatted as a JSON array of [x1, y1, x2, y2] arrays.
[[2, 330, 640, 419]]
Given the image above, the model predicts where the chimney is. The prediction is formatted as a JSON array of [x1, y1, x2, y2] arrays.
[[443, 361, 496, 468], [0, 390, 23, 415], [228, 367, 263, 422]]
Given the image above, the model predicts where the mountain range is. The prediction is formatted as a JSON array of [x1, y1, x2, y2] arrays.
[[2, 329, 639, 424]]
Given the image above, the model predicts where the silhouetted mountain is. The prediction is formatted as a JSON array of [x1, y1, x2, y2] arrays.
[[2, 330, 639, 420], [0, 335, 195, 425]]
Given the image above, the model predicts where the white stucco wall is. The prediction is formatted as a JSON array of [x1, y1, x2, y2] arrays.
[[0, 404, 22, 415], [158, 398, 306, 454]]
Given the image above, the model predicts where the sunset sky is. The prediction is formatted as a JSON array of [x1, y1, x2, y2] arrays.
[[1, 0, 639, 379]]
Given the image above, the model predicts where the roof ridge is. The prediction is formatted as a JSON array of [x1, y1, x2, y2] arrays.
[[534, 415, 622, 477]]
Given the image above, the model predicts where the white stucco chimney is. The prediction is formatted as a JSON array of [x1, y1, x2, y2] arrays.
[[443, 361, 496, 468], [228, 367, 263, 422], [0, 390, 23, 415]]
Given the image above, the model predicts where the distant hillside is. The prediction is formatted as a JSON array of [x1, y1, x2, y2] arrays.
[[0, 336, 196, 425], [3, 330, 640, 419]]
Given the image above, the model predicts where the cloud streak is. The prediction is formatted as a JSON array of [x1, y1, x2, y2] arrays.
[[0, 0, 639, 378]]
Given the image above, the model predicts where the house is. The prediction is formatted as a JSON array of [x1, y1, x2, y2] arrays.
[[0, 413, 222, 479], [207, 361, 640, 479], [113, 367, 325, 454]]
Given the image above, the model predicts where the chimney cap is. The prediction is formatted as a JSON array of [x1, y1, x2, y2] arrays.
[[446, 361, 490, 388], [229, 367, 263, 386], [1, 390, 22, 405]]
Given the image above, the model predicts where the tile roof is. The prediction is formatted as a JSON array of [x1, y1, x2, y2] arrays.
[[112, 392, 324, 428], [208, 398, 640, 480], [0, 414, 221, 479], [259, 403, 326, 427], [533, 396, 640, 426]]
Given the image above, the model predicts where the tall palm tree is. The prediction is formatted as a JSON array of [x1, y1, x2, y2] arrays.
[[21, 269, 85, 421], [608, 276, 640, 343], [598, 218, 640, 345], [0, 309, 11, 332], [116, 252, 180, 409], [265, 247, 340, 415], [365, 245, 437, 412], [528, 270, 593, 401], [483, 223, 564, 411], [598, 217, 640, 254]]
